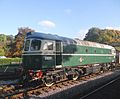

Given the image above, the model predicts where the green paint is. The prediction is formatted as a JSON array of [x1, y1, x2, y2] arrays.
[[62, 44, 115, 67]]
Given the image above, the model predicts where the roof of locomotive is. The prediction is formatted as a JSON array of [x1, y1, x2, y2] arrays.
[[75, 39, 115, 50], [26, 32, 115, 50], [26, 32, 75, 44]]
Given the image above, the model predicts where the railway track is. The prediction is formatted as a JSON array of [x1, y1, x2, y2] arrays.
[[1, 80, 80, 98], [0, 72, 99, 99], [0, 68, 120, 99], [0, 69, 119, 99]]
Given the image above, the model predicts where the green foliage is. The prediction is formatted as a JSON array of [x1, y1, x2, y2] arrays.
[[0, 49, 5, 56], [0, 34, 14, 56], [84, 27, 120, 49], [84, 27, 101, 42], [0, 34, 6, 42], [0, 58, 22, 65]]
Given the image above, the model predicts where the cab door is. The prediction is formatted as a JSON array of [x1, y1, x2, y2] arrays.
[[42, 40, 55, 69], [55, 41, 63, 68]]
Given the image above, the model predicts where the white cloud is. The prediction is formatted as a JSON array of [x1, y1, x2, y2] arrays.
[[38, 20, 56, 29], [64, 9, 72, 14], [105, 27, 120, 31]]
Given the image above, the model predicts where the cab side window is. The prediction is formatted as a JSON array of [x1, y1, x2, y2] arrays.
[[43, 41, 53, 50], [48, 42, 53, 50]]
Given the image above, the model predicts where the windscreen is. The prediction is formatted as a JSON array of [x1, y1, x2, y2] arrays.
[[24, 40, 30, 51], [24, 39, 41, 51], [30, 39, 41, 51]]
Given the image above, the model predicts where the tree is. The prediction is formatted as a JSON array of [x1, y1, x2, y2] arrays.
[[6, 27, 34, 57], [4, 35, 14, 56], [84, 27, 101, 42], [83, 27, 120, 51]]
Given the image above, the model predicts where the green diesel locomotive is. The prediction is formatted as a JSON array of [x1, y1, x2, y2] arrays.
[[22, 32, 116, 86]]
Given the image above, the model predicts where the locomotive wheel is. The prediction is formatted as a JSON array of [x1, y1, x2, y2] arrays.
[[72, 70, 79, 81], [44, 75, 54, 87], [45, 82, 54, 87]]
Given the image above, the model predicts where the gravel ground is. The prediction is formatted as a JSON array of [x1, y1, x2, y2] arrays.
[[29, 70, 120, 99]]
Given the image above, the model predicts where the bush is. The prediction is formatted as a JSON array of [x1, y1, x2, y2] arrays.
[[0, 49, 5, 56], [0, 58, 22, 65]]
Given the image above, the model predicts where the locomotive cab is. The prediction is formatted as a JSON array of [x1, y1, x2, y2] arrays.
[[23, 39, 43, 70], [23, 39, 62, 70], [22, 32, 64, 81]]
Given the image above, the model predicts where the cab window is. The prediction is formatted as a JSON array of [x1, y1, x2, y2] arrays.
[[43, 41, 53, 50], [24, 40, 30, 51], [30, 39, 41, 51]]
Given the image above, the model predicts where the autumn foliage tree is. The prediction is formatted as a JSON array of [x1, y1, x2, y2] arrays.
[[6, 27, 34, 57], [84, 27, 120, 44]]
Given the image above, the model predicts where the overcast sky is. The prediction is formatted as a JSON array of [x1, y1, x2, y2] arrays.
[[0, 0, 120, 39]]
